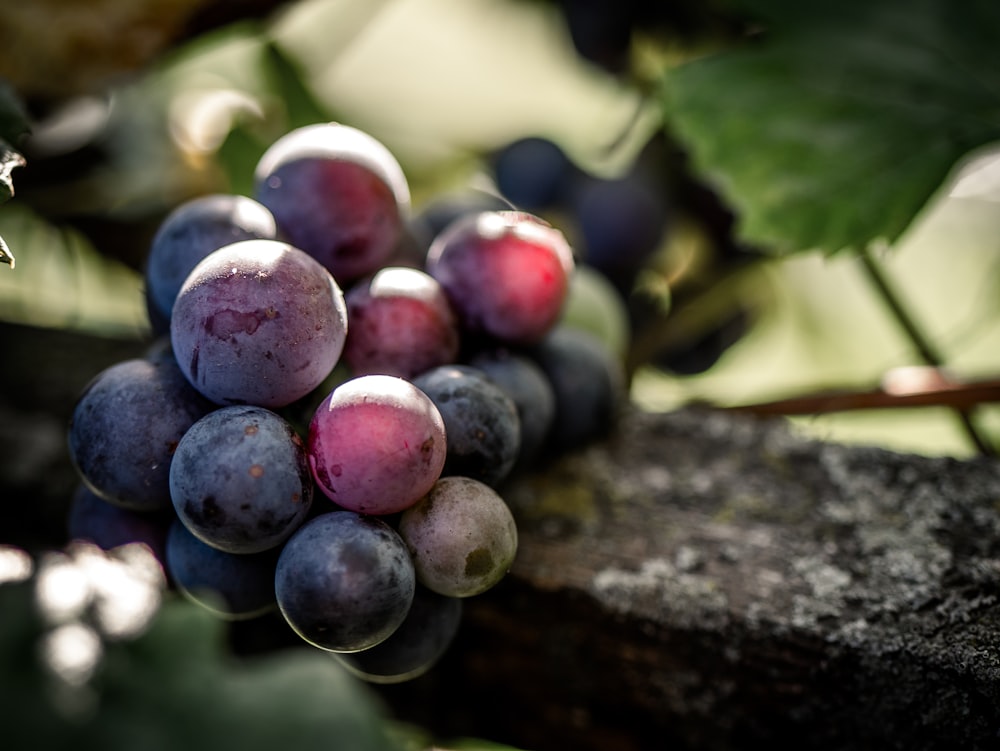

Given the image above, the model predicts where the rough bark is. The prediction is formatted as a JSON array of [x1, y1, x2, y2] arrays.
[[4, 323, 1000, 750], [380, 408, 1000, 751]]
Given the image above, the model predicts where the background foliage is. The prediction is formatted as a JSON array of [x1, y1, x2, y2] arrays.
[[2, 2, 1000, 451]]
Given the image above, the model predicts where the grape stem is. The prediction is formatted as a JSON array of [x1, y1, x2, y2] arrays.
[[728, 373, 1000, 417], [856, 248, 994, 456]]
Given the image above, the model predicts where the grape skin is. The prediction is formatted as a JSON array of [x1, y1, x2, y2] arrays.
[[407, 189, 514, 256], [399, 476, 518, 598], [165, 519, 280, 621], [529, 325, 625, 453], [254, 123, 410, 284], [308, 375, 448, 515], [144, 194, 278, 334], [342, 266, 460, 379], [491, 136, 577, 211], [169, 239, 348, 408], [333, 585, 463, 684], [169, 405, 313, 554], [412, 365, 521, 488], [67, 483, 170, 566], [466, 348, 555, 472], [425, 210, 575, 345], [67, 357, 216, 512], [275, 511, 416, 652], [568, 171, 668, 293]]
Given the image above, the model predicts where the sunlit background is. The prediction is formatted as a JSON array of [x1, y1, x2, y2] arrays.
[[1, 0, 999, 458]]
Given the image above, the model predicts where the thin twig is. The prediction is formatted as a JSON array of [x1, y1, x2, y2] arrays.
[[858, 248, 994, 456], [728, 376, 1000, 416]]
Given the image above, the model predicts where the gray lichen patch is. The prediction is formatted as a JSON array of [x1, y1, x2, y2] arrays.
[[591, 557, 730, 632]]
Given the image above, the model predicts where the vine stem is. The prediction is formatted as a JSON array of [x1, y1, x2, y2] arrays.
[[858, 247, 995, 456]]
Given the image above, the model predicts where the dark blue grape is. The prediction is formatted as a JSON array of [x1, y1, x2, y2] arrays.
[[491, 136, 578, 212], [169, 405, 313, 554], [333, 585, 463, 684], [412, 365, 521, 488], [568, 171, 668, 293], [467, 348, 555, 472], [275, 511, 415, 652], [529, 325, 625, 453], [144, 193, 278, 334], [408, 189, 514, 255], [66, 483, 170, 566], [67, 357, 216, 511], [165, 518, 279, 620]]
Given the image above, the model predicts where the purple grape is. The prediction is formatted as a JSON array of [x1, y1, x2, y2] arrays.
[[408, 188, 514, 254], [253, 123, 410, 284], [307, 375, 447, 515], [529, 325, 625, 452], [169, 405, 313, 554], [333, 585, 463, 684], [342, 266, 460, 379], [411, 364, 520, 488], [67, 357, 216, 511], [275, 511, 416, 652], [398, 476, 518, 598], [144, 193, 278, 334], [165, 518, 279, 621], [66, 483, 170, 566], [425, 210, 575, 345], [467, 348, 555, 471], [169, 238, 348, 408]]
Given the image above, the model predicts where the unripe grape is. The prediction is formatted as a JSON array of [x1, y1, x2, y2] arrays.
[[399, 476, 518, 598]]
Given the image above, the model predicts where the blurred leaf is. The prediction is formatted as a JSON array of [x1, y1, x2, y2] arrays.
[[91, 599, 401, 751], [261, 39, 338, 130], [0, 203, 148, 335], [213, 38, 341, 197], [2, 574, 402, 751], [661, 0, 1000, 255]]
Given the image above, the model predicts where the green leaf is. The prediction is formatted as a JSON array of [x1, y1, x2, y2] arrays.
[[661, 0, 1000, 255], [0, 203, 149, 335]]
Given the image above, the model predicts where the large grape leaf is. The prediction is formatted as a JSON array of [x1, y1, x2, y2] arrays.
[[661, 0, 1000, 255]]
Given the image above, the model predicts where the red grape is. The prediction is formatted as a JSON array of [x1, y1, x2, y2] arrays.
[[308, 375, 447, 515], [425, 210, 575, 344]]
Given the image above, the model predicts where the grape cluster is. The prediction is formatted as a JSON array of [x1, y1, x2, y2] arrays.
[[66, 122, 625, 684]]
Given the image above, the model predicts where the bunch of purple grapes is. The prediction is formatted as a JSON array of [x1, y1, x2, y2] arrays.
[[65, 122, 624, 684]]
